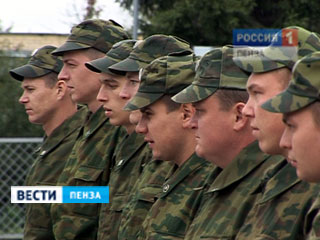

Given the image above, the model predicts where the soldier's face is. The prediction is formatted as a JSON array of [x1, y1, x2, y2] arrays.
[[122, 72, 140, 99], [243, 69, 290, 156], [136, 99, 183, 163], [191, 94, 236, 168], [97, 72, 131, 128], [122, 72, 141, 127], [280, 106, 320, 182], [58, 50, 101, 107], [19, 78, 59, 125]]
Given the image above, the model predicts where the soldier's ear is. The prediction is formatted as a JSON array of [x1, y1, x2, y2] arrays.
[[232, 102, 249, 131], [56, 80, 67, 100], [181, 103, 195, 128]]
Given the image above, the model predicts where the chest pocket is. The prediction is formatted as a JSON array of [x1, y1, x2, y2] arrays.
[[74, 165, 104, 186]]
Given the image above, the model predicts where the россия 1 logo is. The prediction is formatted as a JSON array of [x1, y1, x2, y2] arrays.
[[11, 186, 109, 203], [232, 28, 298, 47]]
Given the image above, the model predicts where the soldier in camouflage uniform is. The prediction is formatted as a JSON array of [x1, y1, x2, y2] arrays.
[[84, 39, 153, 240], [261, 51, 320, 239], [232, 26, 320, 240], [108, 35, 193, 240], [49, 19, 129, 240], [10, 45, 86, 240], [171, 45, 282, 239], [124, 51, 216, 239]]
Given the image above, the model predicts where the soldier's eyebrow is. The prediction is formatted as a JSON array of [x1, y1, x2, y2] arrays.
[[63, 58, 75, 63], [99, 77, 118, 84], [247, 83, 262, 93], [21, 83, 34, 89]]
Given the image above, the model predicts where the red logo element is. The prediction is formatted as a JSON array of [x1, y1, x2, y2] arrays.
[[282, 29, 298, 46]]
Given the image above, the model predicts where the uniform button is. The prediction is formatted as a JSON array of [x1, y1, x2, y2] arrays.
[[118, 159, 124, 166], [163, 184, 170, 193], [85, 130, 91, 137], [40, 150, 46, 156]]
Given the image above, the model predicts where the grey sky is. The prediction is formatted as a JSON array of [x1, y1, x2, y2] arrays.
[[0, 0, 133, 33]]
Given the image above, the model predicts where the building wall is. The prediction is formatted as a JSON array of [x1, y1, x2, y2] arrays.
[[0, 33, 68, 54]]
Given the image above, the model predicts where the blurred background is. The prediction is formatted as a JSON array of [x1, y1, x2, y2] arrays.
[[1, 0, 320, 238]]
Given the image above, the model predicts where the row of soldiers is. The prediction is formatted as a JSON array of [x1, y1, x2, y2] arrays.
[[9, 18, 320, 239]]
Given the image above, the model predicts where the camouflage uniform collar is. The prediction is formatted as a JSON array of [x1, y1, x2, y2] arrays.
[[160, 153, 210, 197], [258, 160, 302, 203], [38, 106, 87, 158], [83, 106, 109, 139], [113, 132, 147, 171], [207, 140, 270, 192]]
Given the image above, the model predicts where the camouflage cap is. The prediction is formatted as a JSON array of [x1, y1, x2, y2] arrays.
[[52, 19, 130, 56], [108, 34, 193, 74], [262, 51, 320, 113], [172, 45, 249, 104], [124, 51, 197, 110], [233, 26, 320, 73], [10, 45, 63, 81], [85, 39, 137, 75]]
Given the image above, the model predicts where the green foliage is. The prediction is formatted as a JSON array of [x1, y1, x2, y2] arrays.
[[0, 55, 43, 137], [116, 0, 320, 46]]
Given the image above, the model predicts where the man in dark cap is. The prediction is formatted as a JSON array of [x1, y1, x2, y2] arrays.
[[10, 45, 86, 240]]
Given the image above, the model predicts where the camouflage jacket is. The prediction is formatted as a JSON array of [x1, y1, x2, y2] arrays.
[[50, 106, 126, 240], [23, 107, 87, 240], [137, 153, 216, 240], [184, 141, 282, 240], [306, 193, 320, 240], [236, 161, 320, 240], [97, 131, 153, 240], [118, 159, 177, 240]]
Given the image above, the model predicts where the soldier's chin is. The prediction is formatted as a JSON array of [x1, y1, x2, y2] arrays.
[[195, 145, 205, 159], [109, 117, 122, 126], [28, 116, 42, 125]]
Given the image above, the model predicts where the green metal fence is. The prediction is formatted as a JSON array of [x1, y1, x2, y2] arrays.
[[0, 138, 42, 239]]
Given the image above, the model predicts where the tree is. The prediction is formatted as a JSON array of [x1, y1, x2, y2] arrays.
[[83, 0, 103, 20], [116, 0, 320, 46], [65, 0, 103, 28]]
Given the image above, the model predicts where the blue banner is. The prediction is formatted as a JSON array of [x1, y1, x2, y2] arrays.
[[11, 186, 109, 203], [233, 29, 281, 46], [62, 186, 109, 203]]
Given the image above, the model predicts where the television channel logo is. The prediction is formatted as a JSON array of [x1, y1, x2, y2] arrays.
[[11, 186, 109, 203]]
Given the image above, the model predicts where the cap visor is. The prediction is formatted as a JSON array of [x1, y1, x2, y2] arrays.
[[109, 57, 144, 73], [172, 84, 216, 103], [52, 41, 90, 56], [124, 92, 163, 111], [262, 90, 316, 113], [10, 65, 51, 81], [85, 57, 117, 74]]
